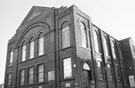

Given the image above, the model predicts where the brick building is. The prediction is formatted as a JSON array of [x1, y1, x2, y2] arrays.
[[4, 5, 135, 88], [120, 38, 135, 88]]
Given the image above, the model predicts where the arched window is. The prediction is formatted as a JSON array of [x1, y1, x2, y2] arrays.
[[9, 48, 13, 66], [93, 30, 100, 53], [80, 22, 87, 48], [29, 37, 34, 59], [83, 63, 92, 84], [21, 41, 26, 62], [103, 36, 109, 56], [38, 33, 44, 56], [111, 41, 116, 59], [61, 21, 70, 48]]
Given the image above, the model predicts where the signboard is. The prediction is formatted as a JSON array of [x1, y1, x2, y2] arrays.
[[129, 75, 135, 87], [48, 71, 55, 81], [39, 86, 42, 88], [65, 83, 70, 87]]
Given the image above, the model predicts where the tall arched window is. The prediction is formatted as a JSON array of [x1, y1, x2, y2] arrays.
[[38, 33, 44, 56], [103, 36, 109, 56], [80, 22, 87, 48], [21, 41, 26, 62], [9, 48, 13, 66], [83, 63, 92, 84], [111, 41, 116, 59], [29, 37, 34, 59], [93, 30, 100, 53], [61, 21, 70, 48]]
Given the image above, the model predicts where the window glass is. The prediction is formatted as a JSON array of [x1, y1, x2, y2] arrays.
[[93, 29, 100, 53], [30, 41, 34, 59], [80, 22, 87, 48], [9, 51, 13, 65], [28, 67, 34, 84], [103, 37, 109, 56], [116, 66, 120, 80], [62, 27, 70, 48], [7, 73, 12, 86], [83, 63, 90, 70], [83, 63, 92, 84], [38, 64, 44, 82], [39, 37, 44, 56], [111, 41, 116, 59], [20, 69, 25, 85], [107, 64, 113, 80], [97, 61, 103, 79], [22, 45, 26, 61], [63, 57, 72, 79]]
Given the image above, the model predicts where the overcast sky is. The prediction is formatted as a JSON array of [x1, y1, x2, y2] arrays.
[[0, 0, 135, 84]]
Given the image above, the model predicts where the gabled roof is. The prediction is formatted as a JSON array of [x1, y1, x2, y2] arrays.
[[9, 6, 55, 43], [18, 6, 54, 30]]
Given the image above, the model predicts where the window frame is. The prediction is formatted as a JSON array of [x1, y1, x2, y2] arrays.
[[62, 26, 70, 48], [116, 66, 121, 81], [21, 41, 26, 62], [63, 57, 72, 79], [96, 60, 104, 80], [107, 64, 113, 81], [103, 36, 109, 57], [38, 37, 44, 56], [9, 49, 13, 66], [19, 69, 25, 85], [93, 27, 100, 53], [83, 63, 93, 84], [111, 40, 116, 59], [29, 37, 35, 59], [38, 32, 44, 56], [37, 64, 45, 82], [80, 22, 88, 48], [7, 73, 12, 87], [28, 66, 34, 84]]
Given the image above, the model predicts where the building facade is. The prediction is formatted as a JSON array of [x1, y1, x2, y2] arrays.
[[0, 84, 4, 88], [4, 5, 135, 88], [120, 38, 135, 88]]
